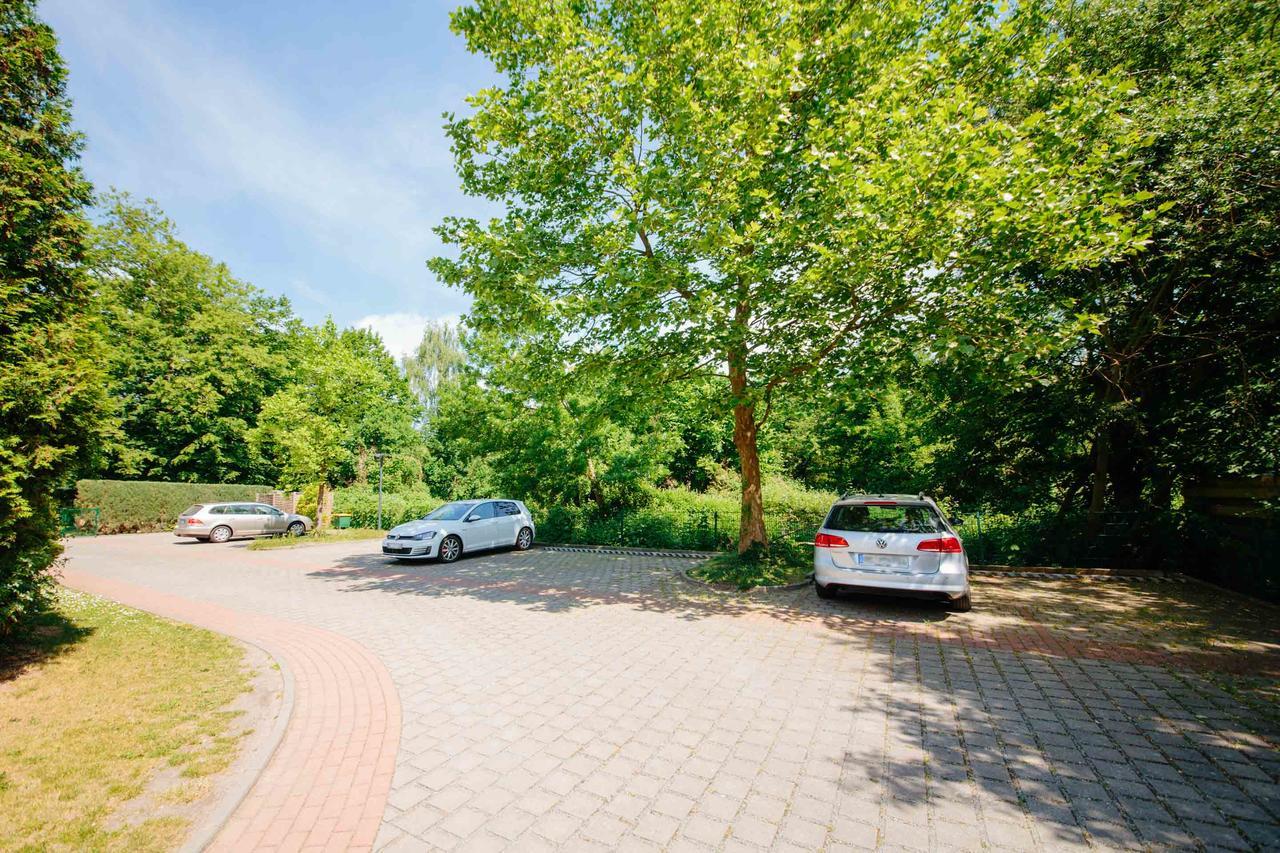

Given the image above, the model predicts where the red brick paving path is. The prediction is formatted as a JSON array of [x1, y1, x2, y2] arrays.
[[61, 568, 400, 853]]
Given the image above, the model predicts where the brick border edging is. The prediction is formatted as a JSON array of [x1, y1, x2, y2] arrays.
[[180, 637, 296, 853], [58, 569, 401, 852]]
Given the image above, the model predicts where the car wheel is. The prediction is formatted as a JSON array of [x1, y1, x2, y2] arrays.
[[287, 521, 306, 537], [209, 525, 233, 544], [948, 593, 972, 613], [815, 580, 836, 600], [438, 535, 462, 563], [515, 527, 533, 551]]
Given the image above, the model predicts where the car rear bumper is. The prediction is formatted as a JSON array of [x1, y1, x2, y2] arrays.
[[814, 552, 969, 599], [382, 540, 436, 558]]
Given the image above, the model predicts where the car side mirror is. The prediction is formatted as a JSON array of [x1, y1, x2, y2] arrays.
[[464, 516, 476, 523]]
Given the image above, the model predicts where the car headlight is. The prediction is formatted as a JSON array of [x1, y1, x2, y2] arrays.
[[410, 531, 437, 541]]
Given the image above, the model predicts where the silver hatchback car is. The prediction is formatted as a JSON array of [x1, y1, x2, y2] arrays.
[[813, 494, 971, 611], [175, 502, 313, 543], [382, 499, 535, 562]]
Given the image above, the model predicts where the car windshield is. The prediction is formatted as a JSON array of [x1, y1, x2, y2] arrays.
[[423, 502, 477, 521], [825, 504, 944, 534]]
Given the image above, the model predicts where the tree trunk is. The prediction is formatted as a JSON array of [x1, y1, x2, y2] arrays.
[[1086, 431, 1108, 537], [586, 456, 608, 513], [316, 481, 331, 531], [729, 363, 767, 554]]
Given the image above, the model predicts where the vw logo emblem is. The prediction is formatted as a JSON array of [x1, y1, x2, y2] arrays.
[[876, 538, 888, 549]]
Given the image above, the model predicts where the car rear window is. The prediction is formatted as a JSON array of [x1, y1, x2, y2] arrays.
[[181, 505, 203, 516], [825, 504, 944, 534]]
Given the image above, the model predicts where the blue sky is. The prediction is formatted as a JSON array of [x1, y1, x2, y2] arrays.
[[42, 0, 499, 358]]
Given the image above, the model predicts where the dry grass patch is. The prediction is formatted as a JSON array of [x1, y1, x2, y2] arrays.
[[0, 588, 251, 852]]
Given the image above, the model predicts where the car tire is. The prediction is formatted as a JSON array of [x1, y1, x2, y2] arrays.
[[515, 527, 533, 551], [438, 535, 462, 563], [948, 593, 972, 613], [287, 521, 306, 537], [209, 525, 233, 544], [815, 580, 837, 600]]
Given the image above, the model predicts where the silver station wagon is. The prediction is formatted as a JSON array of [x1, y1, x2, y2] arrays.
[[813, 493, 971, 611], [175, 502, 313, 543]]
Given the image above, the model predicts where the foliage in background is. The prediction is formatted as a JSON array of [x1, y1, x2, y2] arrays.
[[333, 485, 442, 529], [401, 319, 465, 421], [75, 479, 270, 534], [248, 321, 421, 525], [0, 2, 108, 633], [1047, 0, 1280, 523], [429, 369, 679, 511], [86, 193, 298, 485]]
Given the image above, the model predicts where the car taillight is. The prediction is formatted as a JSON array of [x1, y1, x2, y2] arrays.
[[917, 537, 962, 553], [814, 533, 849, 548], [186, 517, 200, 525]]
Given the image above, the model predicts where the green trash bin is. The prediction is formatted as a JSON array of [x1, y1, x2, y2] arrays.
[[333, 513, 352, 529]]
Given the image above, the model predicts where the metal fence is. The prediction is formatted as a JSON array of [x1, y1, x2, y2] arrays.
[[58, 507, 100, 537]]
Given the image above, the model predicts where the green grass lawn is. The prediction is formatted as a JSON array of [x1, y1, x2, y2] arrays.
[[0, 589, 253, 852], [691, 540, 815, 590], [246, 527, 386, 551]]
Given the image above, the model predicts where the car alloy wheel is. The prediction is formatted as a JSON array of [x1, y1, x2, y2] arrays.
[[516, 527, 533, 550], [439, 535, 462, 563], [287, 521, 305, 537], [210, 525, 232, 544]]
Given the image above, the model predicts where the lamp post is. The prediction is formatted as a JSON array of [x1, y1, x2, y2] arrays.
[[374, 451, 386, 530]]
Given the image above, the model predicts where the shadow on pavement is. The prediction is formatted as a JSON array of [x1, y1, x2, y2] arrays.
[[306, 548, 954, 635]]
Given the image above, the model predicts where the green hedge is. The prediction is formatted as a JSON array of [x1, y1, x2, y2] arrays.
[[332, 486, 443, 529], [75, 480, 271, 534]]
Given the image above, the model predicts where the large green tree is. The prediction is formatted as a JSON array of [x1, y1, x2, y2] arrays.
[[402, 319, 466, 420], [87, 194, 298, 484], [249, 321, 421, 524], [432, 0, 1153, 552], [0, 2, 107, 631], [1050, 0, 1280, 523]]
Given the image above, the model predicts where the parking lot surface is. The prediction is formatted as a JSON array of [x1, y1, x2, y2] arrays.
[[63, 534, 1280, 851]]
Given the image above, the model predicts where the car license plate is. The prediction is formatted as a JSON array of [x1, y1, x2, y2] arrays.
[[856, 553, 909, 570]]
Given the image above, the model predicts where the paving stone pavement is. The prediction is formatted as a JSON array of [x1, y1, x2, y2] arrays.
[[64, 534, 1280, 852]]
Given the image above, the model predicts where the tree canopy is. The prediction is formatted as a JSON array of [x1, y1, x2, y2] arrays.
[[87, 194, 298, 484], [432, 0, 1157, 551]]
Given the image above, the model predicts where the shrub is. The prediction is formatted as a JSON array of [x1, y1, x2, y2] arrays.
[[75, 480, 270, 534], [332, 486, 442, 529], [532, 479, 835, 551]]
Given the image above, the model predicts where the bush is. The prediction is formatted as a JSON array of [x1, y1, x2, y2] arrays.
[[75, 480, 271, 534], [332, 486, 442, 529], [533, 479, 835, 551]]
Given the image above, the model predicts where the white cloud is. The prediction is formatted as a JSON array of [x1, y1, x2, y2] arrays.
[[357, 312, 460, 362], [289, 278, 335, 309]]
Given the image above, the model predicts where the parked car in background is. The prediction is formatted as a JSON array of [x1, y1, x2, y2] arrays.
[[813, 494, 971, 611], [175, 503, 312, 543], [382, 499, 535, 563]]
